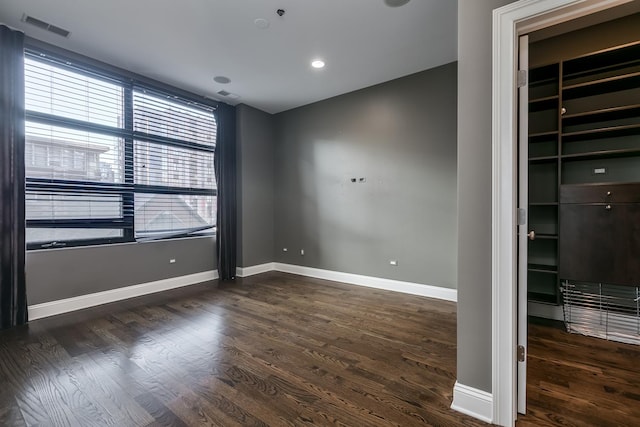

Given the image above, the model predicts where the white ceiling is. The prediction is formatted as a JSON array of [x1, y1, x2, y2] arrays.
[[0, 0, 458, 114]]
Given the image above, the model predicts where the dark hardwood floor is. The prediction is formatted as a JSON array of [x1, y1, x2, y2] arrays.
[[519, 318, 640, 427], [3, 272, 639, 426], [0, 271, 487, 427]]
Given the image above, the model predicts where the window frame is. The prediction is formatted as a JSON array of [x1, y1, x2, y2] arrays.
[[24, 46, 218, 250]]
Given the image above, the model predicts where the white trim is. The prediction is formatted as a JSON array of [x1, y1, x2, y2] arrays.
[[236, 263, 276, 277], [273, 263, 457, 302], [528, 302, 564, 321], [28, 270, 218, 321], [235, 262, 457, 301], [451, 382, 494, 424], [491, 1, 631, 426], [28, 263, 456, 322]]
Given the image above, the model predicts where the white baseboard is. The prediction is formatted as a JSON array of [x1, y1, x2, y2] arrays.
[[31, 262, 456, 322], [272, 263, 457, 302], [28, 270, 218, 321], [451, 381, 493, 424], [528, 301, 564, 321], [236, 263, 276, 278]]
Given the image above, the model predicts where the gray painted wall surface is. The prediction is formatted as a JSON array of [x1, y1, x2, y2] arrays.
[[457, 0, 516, 393], [27, 237, 215, 305], [236, 104, 276, 267], [273, 63, 458, 288]]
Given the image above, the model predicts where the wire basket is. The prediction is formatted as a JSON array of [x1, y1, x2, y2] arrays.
[[561, 281, 640, 345]]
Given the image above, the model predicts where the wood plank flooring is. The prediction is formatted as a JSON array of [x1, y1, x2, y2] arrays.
[[0, 272, 487, 427], [518, 318, 640, 427], [3, 272, 639, 426]]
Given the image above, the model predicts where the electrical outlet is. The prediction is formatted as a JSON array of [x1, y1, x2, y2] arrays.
[[283, 248, 288, 252], [594, 167, 606, 175], [390, 260, 398, 266], [169, 259, 176, 264], [300, 249, 305, 256]]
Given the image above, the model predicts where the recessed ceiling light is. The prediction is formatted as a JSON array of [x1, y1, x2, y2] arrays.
[[213, 76, 231, 84], [311, 60, 325, 69], [384, 0, 411, 7]]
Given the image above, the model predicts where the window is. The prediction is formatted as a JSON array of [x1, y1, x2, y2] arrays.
[[24, 51, 217, 249], [132, 89, 217, 239]]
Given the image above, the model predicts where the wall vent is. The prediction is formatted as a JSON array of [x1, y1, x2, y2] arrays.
[[217, 90, 231, 97], [22, 14, 71, 38]]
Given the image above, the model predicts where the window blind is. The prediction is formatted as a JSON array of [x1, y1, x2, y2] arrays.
[[132, 88, 217, 239], [24, 50, 217, 249]]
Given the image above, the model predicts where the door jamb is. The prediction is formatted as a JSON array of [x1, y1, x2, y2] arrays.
[[491, 0, 632, 426]]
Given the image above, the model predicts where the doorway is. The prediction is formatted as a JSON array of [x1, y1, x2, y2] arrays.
[[521, 6, 640, 425], [492, 0, 640, 426]]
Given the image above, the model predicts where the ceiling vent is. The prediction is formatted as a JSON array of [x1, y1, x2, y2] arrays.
[[21, 14, 71, 38], [216, 90, 240, 100]]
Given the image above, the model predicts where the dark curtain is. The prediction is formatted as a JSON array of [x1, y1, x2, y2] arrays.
[[0, 25, 27, 329], [214, 103, 237, 281]]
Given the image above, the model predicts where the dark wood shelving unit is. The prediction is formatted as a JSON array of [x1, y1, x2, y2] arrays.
[[526, 39, 640, 306]]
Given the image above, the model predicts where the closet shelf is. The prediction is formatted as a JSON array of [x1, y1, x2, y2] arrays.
[[528, 264, 558, 274], [562, 71, 640, 98], [563, 69, 640, 90], [561, 148, 640, 161], [528, 292, 559, 304], [530, 95, 559, 104], [529, 155, 558, 163], [562, 104, 640, 121], [534, 234, 559, 240], [562, 40, 640, 74], [529, 74, 559, 86], [529, 202, 558, 206], [562, 123, 640, 141], [529, 130, 559, 139]]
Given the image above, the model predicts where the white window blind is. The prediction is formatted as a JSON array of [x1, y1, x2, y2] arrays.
[[24, 50, 217, 249]]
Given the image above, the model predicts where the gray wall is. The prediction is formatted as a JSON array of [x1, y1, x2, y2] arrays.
[[27, 237, 215, 305], [273, 63, 458, 289], [236, 104, 276, 267], [457, 0, 516, 393]]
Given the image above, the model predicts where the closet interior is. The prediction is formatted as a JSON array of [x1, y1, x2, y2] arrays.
[[527, 11, 640, 344]]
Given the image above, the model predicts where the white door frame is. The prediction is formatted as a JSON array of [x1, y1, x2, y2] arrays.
[[491, 0, 632, 426]]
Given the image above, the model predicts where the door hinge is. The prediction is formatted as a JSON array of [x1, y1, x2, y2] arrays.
[[517, 345, 526, 362], [517, 208, 527, 226], [517, 70, 527, 88]]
